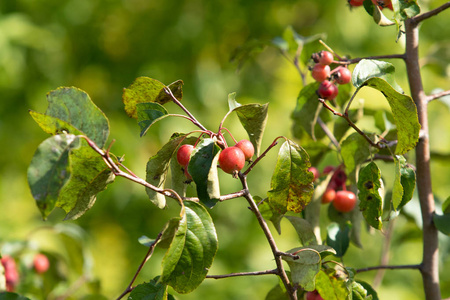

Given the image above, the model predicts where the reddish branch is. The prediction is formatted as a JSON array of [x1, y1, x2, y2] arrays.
[[206, 269, 278, 279]]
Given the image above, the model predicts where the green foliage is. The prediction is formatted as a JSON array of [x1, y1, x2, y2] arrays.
[[128, 277, 174, 300], [357, 162, 383, 230]]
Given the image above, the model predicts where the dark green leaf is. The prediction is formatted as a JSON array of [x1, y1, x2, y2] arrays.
[[258, 199, 284, 235], [265, 284, 288, 300], [127, 277, 174, 300], [267, 140, 314, 214], [398, 163, 416, 210], [392, 155, 405, 211], [122, 77, 183, 118], [433, 213, 450, 236], [161, 201, 218, 294], [358, 162, 383, 229], [282, 248, 322, 291], [27, 134, 80, 219], [31, 87, 110, 148], [0, 292, 32, 300], [352, 59, 403, 93], [234, 103, 269, 157], [314, 269, 349, 300], [137, 102, 169, 137], [442, 197, 450, 214], [340, 132, 375, 179], [335, 82, 353, 109], [188, 138, 221, 208], [285, 216, 317, 246], [291, 83, 321, 139], [357, 280, 379, 300], [146, 135, 195, 209], [326, 222, 351, 257]]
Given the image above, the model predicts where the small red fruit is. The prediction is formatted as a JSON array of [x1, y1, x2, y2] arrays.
[[318, 80, 338, 100], [322, 188, 336, 204], [371, 0, 393, 10], [331, 169, 347, 187], [1, 255, 19, 292], [334, 66, 352, 84], [311, 64, 331, 82], [317, 51, 334, 65], [33, 253, 50, 274], [177, 144, 194, 166], [306, 290, 324, 300], [348, 0, 364, 6], [308, 167, 319, 181], [322, 165, 335, 175], [235, 140, 255, 161], [333, 190, 357, 212], [218, 147, 246, 174]]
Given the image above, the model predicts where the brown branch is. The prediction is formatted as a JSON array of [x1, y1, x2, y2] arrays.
[[242, 137, 282, 176], [356, 264, 421, 274], [317, 117, 340, 150], [116, 232, 163, 300], [412, 2, 450, 24], [206, 269, 278, 279], [336, 54, 406, 65], [427, 89, 450, 102]]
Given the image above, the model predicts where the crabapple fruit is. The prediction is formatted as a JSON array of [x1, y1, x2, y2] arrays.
[[312, 51, 334, 65], [33, 253, 50, 274], [311, 64, 331, 82], [334, 66, 352, 84], [308, 167, 319, 181], [322, 165, 335, 175], [333, 190, 357, 212], [318, 80, 338, 100], [331, 168, 347, 187], [306, 290, 324, 300], [1, 255, 19, 292], [177, 144, 194, 166], [371, 0, 393, 10], [218, 147, 246, 174], [322, 188, 336, 204], [235, 140, 254, 161]]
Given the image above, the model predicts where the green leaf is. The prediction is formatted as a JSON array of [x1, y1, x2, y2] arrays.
[[146, 135, 195, 209], [188, 138, 221, 208], [127, 277, 174, 300], [30, 87, 110, 147], [326, 222, 352, 257], [258, 199, 284, 235], [357, 280, 379, 300], [265, 284, 289, 300], [161, 201, 218, 294], [122, 77, 183, 119], [227, 92, 241, 111], [282, 248, 322, 291], [351, 281, 369, 300], [398, 162, 416, 210], [234, 103, 269, 157], [60, 142, 115, 220], [340, 132, 374, 179], [372, 5, 395, 26], [373, 110, 395, 133], [0, 292, 32, 300], [267, 140, 314, 214], [433, 213, 450, 236], [335, 82, 353, 110], [27, 134, 80, 219], [285, 216, 318, 246], [442, 197, 450, 214], [392, 156, 405, 211], [358, 162, 383, 229], [291, 83, 321, 139], [366, 78, 420, 154], [315, 269, 349, 300], [137, 102, 170, 137], [333, 106, 364, 142], [392, 0, 420, 23], [352, 59, 403, 93]]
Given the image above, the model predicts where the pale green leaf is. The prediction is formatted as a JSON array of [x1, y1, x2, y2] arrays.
[[357, 162, 383, 229]]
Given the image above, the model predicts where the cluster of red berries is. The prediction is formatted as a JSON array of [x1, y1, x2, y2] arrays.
[[348, 0, 393, 10], [309, 165, 357, 213], [177, 139, 254, 178], [0, 253, 49, 292], [306, 290, 324, 300], [310, 50, 352, 101]]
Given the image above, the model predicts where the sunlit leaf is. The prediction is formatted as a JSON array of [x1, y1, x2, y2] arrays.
[[392, 0, 420, 24], [443, 197, 450, 214], [357, 280, 379, 300], [137, 102, 169, 137], [352, 59, 403, 93], [282, 248, 322, 291], [122, 77, 183, 119], [161, 201, 218, 294], [128, 277, 175, 300], [267, 140, 314, 214], [30, 87, 110, 147], [234, 103, 269, 157], [27, 134, 80, 219], [227, 92, 241, 111], [285, 216, 318, 246], [315, 269, 349, 300], [358, 162, 383, 229], [188, 138, 221, 208]]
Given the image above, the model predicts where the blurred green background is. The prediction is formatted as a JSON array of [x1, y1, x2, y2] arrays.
[[1, 0, 450, 299]]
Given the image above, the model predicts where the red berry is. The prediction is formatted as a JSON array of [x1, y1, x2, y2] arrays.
[[318, 80, 338, 100], [371, 0, 393, 10], [33, 253, 50, 274], [322, 165, 335, 175], [311, 64, 331, 82], [348, 0, 364, 6], [308, 167, 319, 181], [331, 169, 347, 187], [318, 51, 334, 65], [333, 190, 357, 212], [218, 147, 246, 174], [1, 255, 19, 292], [334, 66, 352, 84], [177, 144, 194, 166], [235, 140, 255, 161], [322, 188, 336, 204], [306, 290, 324, 300]]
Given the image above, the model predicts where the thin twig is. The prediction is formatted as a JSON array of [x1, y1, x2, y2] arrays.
[[242, 137, 282, 176], [317, 117, 340, 150], [427, 89, 450, 102], [206, 269, 278, 279], [336, 54, 406, 65], [412, 2, 450, 24], [116, 232, 163, 300], [356, 264, 421, 274]]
